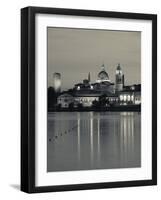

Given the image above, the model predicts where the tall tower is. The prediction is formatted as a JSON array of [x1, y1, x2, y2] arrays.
[[115, 63, 124, 92], [53, 72, 61, 93]]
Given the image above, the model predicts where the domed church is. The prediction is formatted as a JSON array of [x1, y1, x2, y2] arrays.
[[73, 63, 115, 94], [96, 64, 111, 83], [93, 63, 114, 94]]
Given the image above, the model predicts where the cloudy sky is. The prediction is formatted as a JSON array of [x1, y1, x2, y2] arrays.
[[47, 27, 141, 90]]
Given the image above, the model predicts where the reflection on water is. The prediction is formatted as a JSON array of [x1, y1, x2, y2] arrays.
[[47, 112, 141, 172]]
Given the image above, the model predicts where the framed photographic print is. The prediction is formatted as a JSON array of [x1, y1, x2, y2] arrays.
[[21, 6, 157, 193]]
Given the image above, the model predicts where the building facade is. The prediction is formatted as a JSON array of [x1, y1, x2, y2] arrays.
[[57, 93, 73, 108]]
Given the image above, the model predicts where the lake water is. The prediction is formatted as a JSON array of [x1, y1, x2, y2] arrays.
[[47, 112, 141, 172]]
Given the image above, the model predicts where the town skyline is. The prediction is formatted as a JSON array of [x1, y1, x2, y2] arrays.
[[49, 64, 140, 91]]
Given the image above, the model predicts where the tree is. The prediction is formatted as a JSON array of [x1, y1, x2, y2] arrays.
[[69, 102, 74, 110], [77, 103, 83, 110], [48, 87, 57, 110], [57, 104, 61, 110], [92, 99, 99, 108], [99, 94, 107, 107]]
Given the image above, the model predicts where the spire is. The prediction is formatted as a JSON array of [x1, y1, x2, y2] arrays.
[[88, 72, 91, 82], [101, 63, 105, 71], [117, 63, 121, 70]]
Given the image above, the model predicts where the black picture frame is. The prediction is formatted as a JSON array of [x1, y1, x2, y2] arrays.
[[21, 6, 157, 193]]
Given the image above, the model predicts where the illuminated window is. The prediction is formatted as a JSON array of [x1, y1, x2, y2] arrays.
[[90, 85, 94, 90], [127, 95, 131, 101], [131, 95, 134, 101], [124, 95, 127, 101], [120, 95, 123, 101], [77, 86, 80, 90]]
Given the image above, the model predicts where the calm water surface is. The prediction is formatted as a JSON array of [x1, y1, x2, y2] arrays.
[[47, 112, 141, 172]]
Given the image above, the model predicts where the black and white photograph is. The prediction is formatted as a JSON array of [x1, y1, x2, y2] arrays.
[[47, 27, 141, 172]]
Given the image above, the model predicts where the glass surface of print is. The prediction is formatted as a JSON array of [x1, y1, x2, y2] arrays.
[[47, 28, 141, 172]]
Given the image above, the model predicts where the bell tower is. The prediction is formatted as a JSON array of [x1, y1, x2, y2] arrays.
[[115, 63, 124, 92], [53, 72, 61, 93]]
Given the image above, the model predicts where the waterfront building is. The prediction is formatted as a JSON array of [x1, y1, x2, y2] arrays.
[[57, 93, 73, 108], [74, 90, 118, 107], [134, 91, 141, 105], [57, 91, 119, 108], [119, 86, 141, 105], [74, 93, 99, 107]]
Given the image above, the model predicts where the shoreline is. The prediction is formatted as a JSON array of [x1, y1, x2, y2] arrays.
[[48, 105, 141, 112]]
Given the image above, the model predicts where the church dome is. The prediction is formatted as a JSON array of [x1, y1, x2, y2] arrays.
[[97, 64, 110, 82], [98, 70, 109, 80]]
